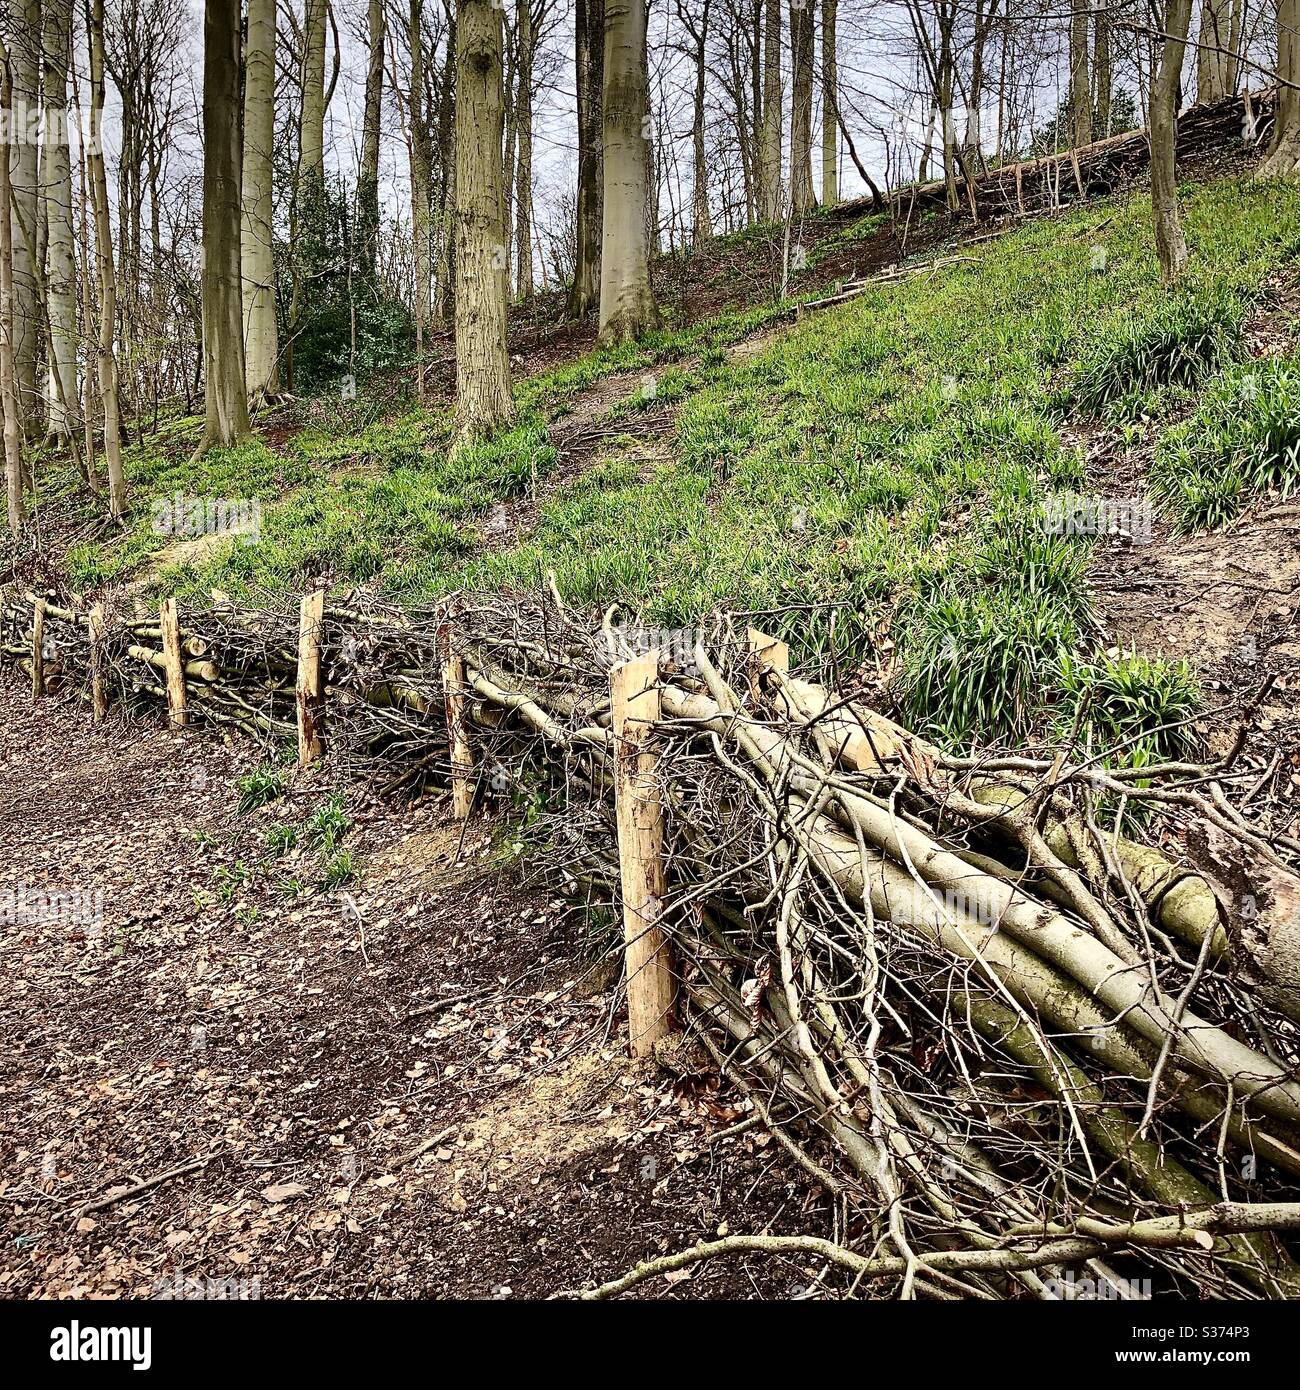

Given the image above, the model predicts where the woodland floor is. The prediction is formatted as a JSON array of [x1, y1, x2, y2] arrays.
[[0, 683, 837, 1300], [5, 150, 1300, 1301]]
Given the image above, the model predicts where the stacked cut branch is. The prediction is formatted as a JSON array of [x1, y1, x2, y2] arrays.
[[844, 91, 1275, 228], [4, 582, 1300, 1297]]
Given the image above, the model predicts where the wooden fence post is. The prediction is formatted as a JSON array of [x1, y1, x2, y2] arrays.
[[159, 598, 188, 728], [88, 603, 107, 722], [296, 590, 325, 766], [440, 619, 474, 820], [610, 654, 676, 1057], [30, 597, 45, 700]]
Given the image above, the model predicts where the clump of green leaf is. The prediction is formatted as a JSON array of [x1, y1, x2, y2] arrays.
[[235, 763, 288, 814], [304, 793, 350, 851], [898, 589, 1084, 747], [1150, 357, 1300, 529], [1072, 287, 1244, 410], [264, 823, 299, 854], [322, 848, 356, 889], [1057, 650, 1201, 771]]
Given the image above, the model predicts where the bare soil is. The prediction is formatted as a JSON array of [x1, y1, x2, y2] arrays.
[[0, 682, 832, 1301]]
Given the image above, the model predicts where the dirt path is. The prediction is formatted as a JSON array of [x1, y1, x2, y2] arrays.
[[0, 681, 830, 1301]]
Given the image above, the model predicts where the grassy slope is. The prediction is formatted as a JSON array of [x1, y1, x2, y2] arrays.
[[43, 173, 1300, 749]]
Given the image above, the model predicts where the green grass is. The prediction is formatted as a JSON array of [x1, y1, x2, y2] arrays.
[[1057, 650, 1202, 772], [41, 173, 1300, 746], [1070, 283, 1247, 412], [1150, 355, 1300, 529]]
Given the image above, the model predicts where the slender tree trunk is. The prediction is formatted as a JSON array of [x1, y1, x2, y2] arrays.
[[301, 0, 328, 188], [198, 0, 251, 451], [1069, 0, 1092, 146], [789, 0, 815, 213], [1197, 0, 1235, 100], [454, 0, 514, 441], [567, 0, 603, 317], [0, 41, 24, 533], [1093, 0, 1112, 136], [6, 0, 39, 436], [241, 0, 279, 403], [761, 0, 781, 219], [1149, 0, 1193, 281], [820, 0, 837, 204], [749, 0, 762, 221], [359, 0, 385, 278], [597, 0, 659, 343], [515, 0, 535, 299], [87, 0, 125, 515], [409, 0, 432, 392], [961, 0, 985, 163], [1260, 0, 1300, 174], [434, 9, 456, 323], [690, 0, 711, 243], [42, 0, 80, 442]]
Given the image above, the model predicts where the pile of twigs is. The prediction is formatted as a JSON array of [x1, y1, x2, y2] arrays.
[[6, 582, 1300, 1298], [444, 593, 1300, 1300]]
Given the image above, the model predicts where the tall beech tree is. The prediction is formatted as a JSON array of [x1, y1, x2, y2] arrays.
[[196, 0, 250, 453], [241, 0, 280, 403], [598, 0, 659, 344], [42, 0, 80, 441], [1149, 0, 1194, 281], [453, 0, 514, 441], [821, 0, 838, 204], [5, 0, 38, 433], [0, 36, 23, 533], [359, 0, 385, 277], [760, 0, 781, 218], [789, 0, 815, 213], [86, 0, 127, 516], [567, 0, 604, 317], [1260, 0, 1300, 175]]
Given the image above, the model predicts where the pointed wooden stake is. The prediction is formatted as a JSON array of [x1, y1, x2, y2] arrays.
[[610, 655, 675, 1057], [30, 597, 45, 700], [159, 598, 188, 727], [440, 619, 474, 819], [88, 602, 108, 722], [296, 590, 325, 765]]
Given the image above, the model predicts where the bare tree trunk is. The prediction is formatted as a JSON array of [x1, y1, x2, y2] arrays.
[[598, 0, 659, 343], [820, 0, 837, 204], [515, 0, 535, 298], [1197, 0, 1234, 100], [197, 0, 250, 452], [42, 0, 80, 442], [789, 0, 815, 213], [760, 0, 781, 219], [567, 0, 603, 317], [454, 0, 514, 441], [683, 0, 711, 243], [435, 9, 456, 323], [1093, 0, 1112, 136], [5, 0, 39, 437], [1149, 0, 1193, 281], [359, 0, 385, 278], [1069, 0, 1092, 146], [87, 0, 126, 515], [241, 0, 280, 404], [1260, 0, 1300, 175], [0, 40, 24, 533], [409, 0, 432, 394], [433, 11, 456, 322], [301, 0, 328, 188]]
